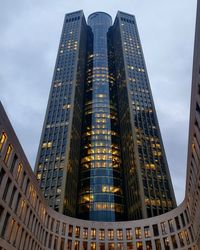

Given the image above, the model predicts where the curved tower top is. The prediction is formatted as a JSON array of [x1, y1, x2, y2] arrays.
[[88, 12, 112, 28]]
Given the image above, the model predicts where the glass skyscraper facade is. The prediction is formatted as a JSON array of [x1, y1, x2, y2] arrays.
[[78, 13, 125, 221], [35, 10, 176, 221]]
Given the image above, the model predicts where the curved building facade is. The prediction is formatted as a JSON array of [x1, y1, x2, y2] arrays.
[[0, 100, 198, 249]]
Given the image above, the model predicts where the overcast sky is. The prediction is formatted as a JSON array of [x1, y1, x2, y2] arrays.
[[0, 0, 197, 204]]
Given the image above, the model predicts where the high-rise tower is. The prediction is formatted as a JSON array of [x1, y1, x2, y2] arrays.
[[110, 12, 177, 220], [34, 11, 88, 216], [35, 11, 176, 221]]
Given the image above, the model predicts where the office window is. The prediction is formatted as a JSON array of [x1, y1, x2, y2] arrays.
[[108, 243, 115, 250], [144, 226, 150, 238], [91, 228, 96, 239], [67, 240, 72, 250], [117, 229, 123, 240], [16, 163, 23, 182], [83, 227, 88, 239], [163, 237, 170, 250], [126, 228, 133, 240], [171, 235, 178, 249], [0, 168, 5, 186], [2, 178, 11, 201], [0, 132, 7, 152], [146, 241, 152, 250], [68, 225, 73, 237], [99, 229, 105, 240], [135, 227, 142, 239], [10, 154, 18, 173], [91, 242, 96, 250], [75, 226, 80, 238], [178, 232, 185, 247], [83, 242, 88, 250], [155, 239, 161, 250], [62, 223, 66, 235], [4, 144, 13, 165], [168, 219, 175, 233], [161, 222, 167, 235], [136, 241, 143, 250], [1, 212, 10, 237]]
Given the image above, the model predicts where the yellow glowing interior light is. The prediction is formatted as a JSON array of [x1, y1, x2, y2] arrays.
[[145, 164, 156, 170], [63, 104, 71, 109], [17, 163, 22, 174], [82, 194, 93, 203], [0, 132, 7, 151], [42, 142, 52, 148], [37, 173, 42, 180]]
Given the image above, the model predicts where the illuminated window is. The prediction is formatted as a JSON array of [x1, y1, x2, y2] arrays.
[[163, 237, 170, 249], [108, 229, 114, 240], [19, 199, 25, 217], [99, 229, 105, 240], [117, 229, 123, 240], [108, 243, 115, 250], [178, 232, 185, 247], [144, 226, 150, 238], [4, 144, 13, 164], [135, 227, 142, 239], [96, 94, 106, 98], [145, 163, 156, 170], [37, 173, 42, 180], [75, 226, 80, 238], [146, 241, 152, 250], [117, 243, 123, 250], [91, 242, 96, 250], [136, 241, 143, 250], [80, 194, 93, 203], [16, 163, 23, 182], [184, 230, 190, 245], [0, 132, 7, 152], [91, 228, 96, 239], [63, 104, 71, 109], [102, 185, 121, 194], [83, 228, 88, 239], [74, 241, 79, 250], [126, 228, 133, 240], [42, 142, 52, 148], [8, 218, 15, 241]]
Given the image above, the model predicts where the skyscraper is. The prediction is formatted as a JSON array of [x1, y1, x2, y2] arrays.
[[35, 10, 176, 221]]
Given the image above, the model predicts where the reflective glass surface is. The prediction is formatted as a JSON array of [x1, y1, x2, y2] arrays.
[[78, 12, 125, 221]]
